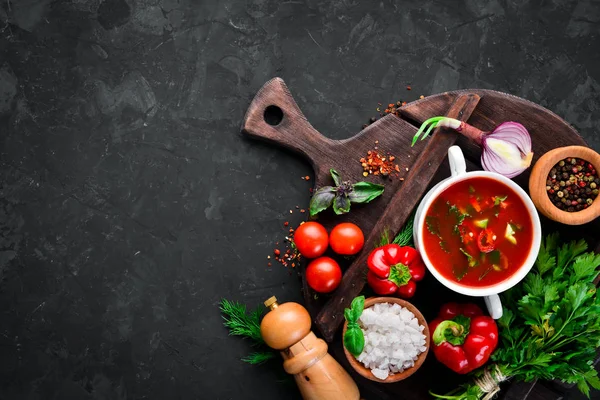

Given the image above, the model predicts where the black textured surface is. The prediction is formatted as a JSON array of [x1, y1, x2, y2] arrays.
[[1, 1, 599, 399]]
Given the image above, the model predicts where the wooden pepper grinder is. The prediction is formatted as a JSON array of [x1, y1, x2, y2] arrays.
[[260, 296, 360, 400]]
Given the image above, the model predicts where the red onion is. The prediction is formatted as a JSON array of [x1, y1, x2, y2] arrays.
[[412, 117, 534, 178]]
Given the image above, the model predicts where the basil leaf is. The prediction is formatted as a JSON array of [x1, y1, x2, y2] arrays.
[[330, 169, 342, 187], [349, 181, 385, 204], [344, 325, 365, 357], [309, 186, 336, 216], [350, 295, 365, 321], [333, 194, 351, 215], [344, 308, 353, 322]]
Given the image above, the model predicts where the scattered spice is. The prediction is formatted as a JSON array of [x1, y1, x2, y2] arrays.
[[546, 157, 599, 212], [274, 249, 281, 256], [300, 209, 306, 213], [305, 175, 310, 180], [284, 221, 289, 227], [406, 85, 412, 90], [359, 148, 401, 179]]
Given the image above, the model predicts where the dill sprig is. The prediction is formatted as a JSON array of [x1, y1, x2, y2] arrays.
[[377, 213, 415, 247], [393, 213, 414, 247], [242, 351, 277, 365], [220, 298, 277, 365], [220, 298, 264, 343]]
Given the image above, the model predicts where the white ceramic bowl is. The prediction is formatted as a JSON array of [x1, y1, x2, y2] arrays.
[[413, 146, 542, 318]]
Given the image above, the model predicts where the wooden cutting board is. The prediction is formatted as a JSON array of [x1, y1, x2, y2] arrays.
[[241, 78, 600, 400], [242, 78, 480, 338]]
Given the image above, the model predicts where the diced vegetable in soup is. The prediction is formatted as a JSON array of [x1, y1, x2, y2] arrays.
[[422, 177, 533, 287]]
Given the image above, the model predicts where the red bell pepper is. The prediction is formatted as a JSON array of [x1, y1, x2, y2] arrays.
[[429, 303, 498, 374], [366, 244, 425, 299]]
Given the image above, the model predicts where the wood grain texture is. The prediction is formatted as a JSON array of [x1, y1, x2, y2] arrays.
[[242, 80, 600, 400], [315, 93, 481, 342]]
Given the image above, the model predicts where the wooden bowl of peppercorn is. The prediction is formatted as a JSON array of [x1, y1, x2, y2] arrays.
[[529, 146, 600, 225]]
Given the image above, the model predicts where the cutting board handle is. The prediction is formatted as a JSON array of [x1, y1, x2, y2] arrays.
[[241, 78, 334, 167]]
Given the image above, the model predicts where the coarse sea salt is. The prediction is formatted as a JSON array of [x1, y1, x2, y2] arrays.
[[356, 302, 427, 380]]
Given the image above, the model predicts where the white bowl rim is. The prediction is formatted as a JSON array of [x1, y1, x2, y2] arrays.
[[414, 170, 542, 297]]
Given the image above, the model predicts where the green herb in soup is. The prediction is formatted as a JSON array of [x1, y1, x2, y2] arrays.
[[422, 177, 534, 287]]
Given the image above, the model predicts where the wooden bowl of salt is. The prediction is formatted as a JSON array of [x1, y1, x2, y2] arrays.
[[342, 297, 430, 383]]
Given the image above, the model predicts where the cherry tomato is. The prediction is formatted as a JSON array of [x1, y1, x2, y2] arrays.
[[294, 222, 328, 258], [396, 280, 416, 298], [477, 229, 496, 253], [306, 257, 342, 293], [329, 222, 364, 255]]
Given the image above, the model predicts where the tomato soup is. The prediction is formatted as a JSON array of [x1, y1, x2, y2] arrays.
[[422, 177, 533, 288]]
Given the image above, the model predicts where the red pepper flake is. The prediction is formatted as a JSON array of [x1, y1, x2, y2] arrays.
[[406, 85, 412, 90], [267, 262, 272, 266], [284, 221, 289, 227], [305, 175, 310, 180], [289, 228, 294, 233], [300, 209, 306, 213], [359, 149, 402, 179], [309, 188, 313, 193], [274, 249, 280, 256]]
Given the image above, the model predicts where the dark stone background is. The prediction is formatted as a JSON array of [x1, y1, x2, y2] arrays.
[[1, 0, 599, 399]]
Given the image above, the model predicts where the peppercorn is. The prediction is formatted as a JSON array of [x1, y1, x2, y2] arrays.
[[547, 157, 598, 212]]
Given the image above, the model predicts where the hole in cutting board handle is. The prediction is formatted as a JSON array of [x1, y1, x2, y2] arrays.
[[264, 105, 283, 126]]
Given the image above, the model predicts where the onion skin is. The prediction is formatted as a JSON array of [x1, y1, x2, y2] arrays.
[[481, 122, 534, 178]]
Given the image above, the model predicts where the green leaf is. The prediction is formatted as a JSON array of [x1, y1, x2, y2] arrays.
[[566, 283, 591, 313], [344, 325, 365, 357], [333, 194, 351, 215], [349, 181, 385, 203], [494, 195, 508, 206], [585, 369, 600, 390], [388, 263, 412, 287], [544, 285, 559, 306], [577, 378, 591, 398], [350, 295, 365, 322], [523, 273, 544, 297], [460, 248, 478, 267], [330, 169, 342, 186], [426, 216, 440, 235], [572, 253, 600, 283], [488, 250, 501, 266], [309, 186, 336, 216], [557, 239, 588, 269], [344, 308, 353, 323]]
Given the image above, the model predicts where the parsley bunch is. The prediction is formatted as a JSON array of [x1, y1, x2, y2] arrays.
[[433, 233, 600, 399]]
